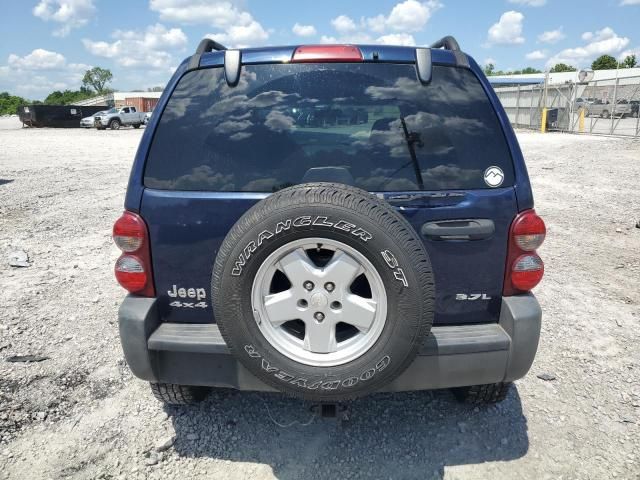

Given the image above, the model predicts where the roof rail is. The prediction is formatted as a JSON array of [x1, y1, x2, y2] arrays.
[[187, 38, 227, 71], [430, 36, 460, 52]]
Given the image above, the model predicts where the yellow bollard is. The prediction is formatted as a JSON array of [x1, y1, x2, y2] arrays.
[[540, 108, 547, 133], [579, 108, 585, 133]]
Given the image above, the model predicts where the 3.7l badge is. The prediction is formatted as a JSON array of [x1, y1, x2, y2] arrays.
[[455, 293, 492, 301]]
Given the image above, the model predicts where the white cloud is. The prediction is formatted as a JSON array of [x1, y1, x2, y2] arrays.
[[324, 31, 418, 46], [547, 27, 630, 67], [327, 1, 441, 41], [366, 15, 387, 33], [32, 0, 96, 37], [364, 0, 441, 34], [320, 33, 375, 44], [206, 21, 269, 48], [484, 57, 497, 66], [581, 31, 593, 41], [376, 33, 416, 46], [331, 15, 357, 33], [486, 11, 525, 45], [526, 50, 547, 60], [150, 0, 247, 26], [620, 0, 640, 5], [508, 0, 546, 6], [319, 35, 338, 44], [149, 0, 269, 46], [619, 47, 640, 60], [83, 24, 187, 70], [1, 49, 91, 98], [8, 49, 67, 70], [384, 0, 441, 32], [292, 23, 316, 37], [538, 28, 565, 44]]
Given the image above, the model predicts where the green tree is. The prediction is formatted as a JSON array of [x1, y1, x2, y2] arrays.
[[619, 54, 637, 68], [550, 63, 576, 73], [520, 67, 542, 74], [82, 66, 113, 94], [0, 91, 30, 115], [591, 54, 618, 70], [483, 63, 495, 76], [44, 88, 94, 105]]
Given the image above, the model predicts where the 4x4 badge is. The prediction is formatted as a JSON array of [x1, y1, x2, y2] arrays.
[[483, 166, 504, 187]]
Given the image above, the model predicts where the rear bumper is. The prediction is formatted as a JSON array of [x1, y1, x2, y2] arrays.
[[118, 294, 541, 392]]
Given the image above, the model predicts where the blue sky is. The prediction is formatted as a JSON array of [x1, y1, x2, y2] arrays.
[[1, 0, 639, 99]]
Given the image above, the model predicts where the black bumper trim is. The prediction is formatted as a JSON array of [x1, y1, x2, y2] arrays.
[[118, 294, 541, 392], [149, 322, 511, 357]]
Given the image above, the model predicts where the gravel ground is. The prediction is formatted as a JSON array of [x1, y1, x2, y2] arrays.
[[0, 116, 639, 479]]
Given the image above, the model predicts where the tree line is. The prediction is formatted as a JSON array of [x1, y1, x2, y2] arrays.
[[484, 54, 637, 76], [1, 66, 126, 115]]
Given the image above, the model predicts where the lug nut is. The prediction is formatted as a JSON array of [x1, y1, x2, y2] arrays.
[[314, 312, 325, 322], [324, 282, 335, 292], [303, 281, 314, 291]]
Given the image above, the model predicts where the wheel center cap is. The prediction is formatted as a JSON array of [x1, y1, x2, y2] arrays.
[[310, 292, 328, 309]]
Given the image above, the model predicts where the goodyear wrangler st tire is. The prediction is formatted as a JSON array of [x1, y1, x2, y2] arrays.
[[212, 183, 435, 400]]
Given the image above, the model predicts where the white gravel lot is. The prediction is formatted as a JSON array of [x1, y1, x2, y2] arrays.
[[0, 116, 639, 479]]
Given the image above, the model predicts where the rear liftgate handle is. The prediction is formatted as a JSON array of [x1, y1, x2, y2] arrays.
[[421, 219, 495, 241]]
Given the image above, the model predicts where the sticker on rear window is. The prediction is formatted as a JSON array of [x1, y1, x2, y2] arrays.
[[483, 166, 504, 187]]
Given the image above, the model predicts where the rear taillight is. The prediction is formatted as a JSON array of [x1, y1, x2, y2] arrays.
[[503, 210, 546, 295], [512, 210, 546, 251], [292, 45, 363, 63], [113, 211, 155, 296]]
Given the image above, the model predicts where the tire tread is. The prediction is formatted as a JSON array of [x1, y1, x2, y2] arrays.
[[149, 382, 209, 405], [453, 382, 512, 405]]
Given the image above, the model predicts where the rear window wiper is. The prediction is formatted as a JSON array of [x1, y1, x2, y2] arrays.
[[400, 116, 424, 190]]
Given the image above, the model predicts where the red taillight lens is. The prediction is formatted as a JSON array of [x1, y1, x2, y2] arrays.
[[504, 210, 546, 295], [292, 45, 363, 63], [113, 211, 145, 252], [511, 254, 544, 291], [512, 211, 546, 251], [115, 255, 147, 291], [113, 211, 155, 296]]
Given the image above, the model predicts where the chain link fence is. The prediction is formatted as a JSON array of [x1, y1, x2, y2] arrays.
[[493, 74, 640, 137]]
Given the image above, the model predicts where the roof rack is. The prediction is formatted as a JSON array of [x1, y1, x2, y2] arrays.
[[430, 36, 460, 52], [187, 38, 227, 71], [195, 38, 227, 54]]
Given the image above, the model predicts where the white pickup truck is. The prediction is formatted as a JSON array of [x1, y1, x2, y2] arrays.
[[94, 106, 145, 130]]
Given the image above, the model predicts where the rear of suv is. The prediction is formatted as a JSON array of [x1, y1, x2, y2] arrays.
[[114, 37, 545, 406]]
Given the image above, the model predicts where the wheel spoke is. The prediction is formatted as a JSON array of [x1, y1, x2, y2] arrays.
[[252, 237, 389, 366], [340, 294, 377, 332], [263, 290, 298, 326], [323, 249, 363, 286], [303, 320, 338, 353], [278, 248, 318, 285]]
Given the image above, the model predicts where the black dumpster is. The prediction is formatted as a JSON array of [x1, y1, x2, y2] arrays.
[[17, 105, 109, 128]]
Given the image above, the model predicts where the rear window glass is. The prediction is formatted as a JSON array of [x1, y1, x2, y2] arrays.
[[145, 63, 514, 192]]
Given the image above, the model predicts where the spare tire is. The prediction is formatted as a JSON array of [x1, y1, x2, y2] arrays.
[[212, 183, 434, 400]]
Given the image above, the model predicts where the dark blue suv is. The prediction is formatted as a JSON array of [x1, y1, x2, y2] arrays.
[[114, 37, 545, 406]]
